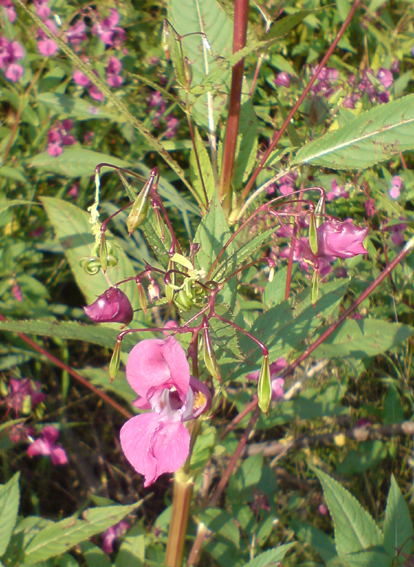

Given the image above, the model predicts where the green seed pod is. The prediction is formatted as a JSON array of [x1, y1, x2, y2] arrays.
[[311, 269, 319, 305], [175, 288, 194, 312], [203, 322, 221, 382], [315, 195, 326, 228], [309, 212, 318, 256], [257, 356, 271, 414], [136, 279, 147, 315]]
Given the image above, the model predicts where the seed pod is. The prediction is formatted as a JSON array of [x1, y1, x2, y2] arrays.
[[309, 212, 318, 256], [257, 356, 271, 414], [109, 340, 122, 382], [136, 279, 147, 315]]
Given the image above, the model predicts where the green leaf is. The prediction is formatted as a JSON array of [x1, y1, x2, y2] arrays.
[[23, 502, 143, 563], [30, 149, 130, 178], [0, 472, 20, 557], [37, 93, 125, 122], [79, 542, 111, 567], [263, 266, 288, 309], [195, 193, 232, 273], [141, 206, 173, 270], [198, 508, 240, 547], [0, 166, 27, 183], [383, 383, 404, 425], [383, 475, 414, 561], [292, 520, 337, 563], [168, 0, 233, 130], [312, 467, 383, 556], [312, 320, 414, 359], [41, 197, 139, 307], [242, 543, 295, 567], [115, 524, 145, 567], [232, 101, 258, 189], [293, 94, 414, 169], [189, 127, 216, 205], [336, 441, 387, 476], [344, 550, 392, 567]]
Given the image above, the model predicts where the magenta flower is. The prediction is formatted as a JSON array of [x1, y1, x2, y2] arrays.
[[377, 68, 393, 90], [84, 287, 134, 325], [317, 219, 368, 259], [246, 357, 286, 401], [318, 504, 329, 516], [0, 0, 16, 22], [106, 56, 123, 88], [47, 120, 76, 157], [34, 0, 50, 19], [165, 116, 179, 139], [120, 337, 211, 487], [102, 520, 130, 554], [66, 20, 87, 50], [9, 423, 35, 444], [73, 69, 90, 87], [12, 284, 23, 301], [73, 68, 104, 101], [37, 19, 59, 57], [0, 37, 24, 82], [149, 91, 164, 107], [274, 71, 290, 88], [389, 175, 403, 200], [387, 218, 406, 247], [27, 425, 68, 465], [326, 179, 349, 201], [3, 378, 45, 413], [68, 182, 79, 199], [91, 9, 126, 46]]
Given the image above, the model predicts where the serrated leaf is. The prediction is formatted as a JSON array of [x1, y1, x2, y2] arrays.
[[37, 93, 124, 122], [23, 502, 143, 563], [292, 520, 337, 563], [41, 197, 139, 308], [198, 508, 240, 548], [312, 467, 383, 556], [190, 127, 216, 206], [0, 472, 20, 556], [383, 384, 404, 425], [0, 319, 136, 354], [263, 266, 288, 309], [232, 101, 258, 188], [79, 542, 111, 567], [115, 524, 145, 567], [336, 441, 387, 476], [344, 550, 392, 567], [293, 95, 414, 170], [168, 0, 233, 130], [383, 475, 414, 561], [312, 320, 414, 359], [141, 207, 173, 270], [242, 543, 295, 567]]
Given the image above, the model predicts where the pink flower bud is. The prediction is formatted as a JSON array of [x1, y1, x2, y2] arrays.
[[274, 71, 290, 88], [317, 219, 368, 259], [84, 287, 133, 324]]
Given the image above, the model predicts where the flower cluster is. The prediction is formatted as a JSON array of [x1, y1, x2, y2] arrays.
[[148, 90, 180, 139], [0, 0, 16, 22], [389, 175, 403, 200], [0, 37, 24, 82], [344, 67, 394, 108], [73, 56, 124, 101], [91, 9, 126, 47], [2, 378, 45, 413], [47, 120, 76, 157], [326, 179, 349, 201], [120, 337, 211, 487]]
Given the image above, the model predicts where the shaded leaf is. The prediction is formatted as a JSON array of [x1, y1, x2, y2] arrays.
[[0, 473, 20, 557], [383, 475, 414, 561], [242, 543, 295, 567]]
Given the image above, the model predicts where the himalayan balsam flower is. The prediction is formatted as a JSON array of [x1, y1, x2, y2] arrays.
[[274, 71, 290, 88], [27, 425, 68, 465], [0, 37, 24, 82], [318, 504, 329, 516], [37, 19, 59, 57], [102, 520, 130, 554], [389, 176, 403, 200], [120, 337, 211, 487], [34, 0, 50, 19], [91, 9, 126, 46], [165, 116, 179, 139], [246, 357, 286, 400], [387, 219, 406, 247], [326, 179, 349, 201], [106, 56, 123, 88], [84, 287, 134, 325], [317, 219, 368, 259], [47, 120, 76, 157], [3, 378, 45, 412], [65, 20, 87, 50], [0, 0, 16, 22], [73, 68, 104, 101]]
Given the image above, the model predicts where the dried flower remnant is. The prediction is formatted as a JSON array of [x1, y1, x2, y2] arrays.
[[27, 425, 68, 465], [364, 198, 375, 217], [84, 287, 134, 325], [102, 520, 131, 553], [0, 37, 24, 82], [3, 378, 45, 413], [120, 337, 211, 486]]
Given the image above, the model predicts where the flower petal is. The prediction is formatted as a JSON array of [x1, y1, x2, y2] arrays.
[[120, 412, 190, 487], [162, 337, 191, 400]]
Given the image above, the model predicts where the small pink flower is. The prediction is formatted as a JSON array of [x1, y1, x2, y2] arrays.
[[326, 179, 349, 201], [389, 175, 403, 200], [0, 37, 24, 82], [66, 20, 87, 49], [37, 19, 58, 57], [274, 71, 290, 88], [12, 284, 23, 301], [318, 504, 328, 516], [91, 9, 126, 46], [27, 425, 68, 465], [89, 85, 104, 101], [102, 520, 130, 554], [377, 68, 393, 90], [84, 287, 134, 325], [47, 121, 76, 157], [387, 218, 406, 247], [149, 90, 164, 107], [120, 337, 212, 487], [73, 70, 90, 87], [0, 0, 16, 22], [33, 0, 50, 19], [3, 378, 45, 413], [246, 358, 286, 401], [68, 183, 79, 199], [317, 219, 368, 259], [165, 116, 179, 139], [106, 56, 123, 88]]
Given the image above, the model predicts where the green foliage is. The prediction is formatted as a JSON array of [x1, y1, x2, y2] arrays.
[[0, 473, 20, 558], [242, 543, 295, 567]]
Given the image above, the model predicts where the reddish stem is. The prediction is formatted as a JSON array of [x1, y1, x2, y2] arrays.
[[240, 0, 362, 203], [218, 0, 250, 214]]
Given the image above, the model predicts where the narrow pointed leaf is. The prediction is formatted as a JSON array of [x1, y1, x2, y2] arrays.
[[0, 473, 20, 557], [383, 475, 414, 561]]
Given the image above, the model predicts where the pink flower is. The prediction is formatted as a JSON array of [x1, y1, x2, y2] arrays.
[[326, 179, 349, 201], [66, 20, 87, 49], [274, 71, 290, 88], [246, 357, 286, 401], [0, 37, 24, 82], [377, 68, 393, 89], [37, 19, 58, 57], [102, 520, 130, 554], [27, 425, 68, 465], [318, 504, 328, 516], [68, 183, 79, 199], [120, 337, 211, 487], [165, 116, 179, 139], [3, 378, 45, 413], [33, 0, 50, 19], [317, 219, 368, 259], [387, 218, 406, 247], [47, 120, 76, 157], [106, 56, 123, 88], [149, 91, 164, 107], [0, 0, 16, 22], [388, 176, 403, 200], [91, 9, 126, 46], [84, 287, 134, 325], [9, 423, 35, 444]]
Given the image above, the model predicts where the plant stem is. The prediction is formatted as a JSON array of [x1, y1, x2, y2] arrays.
[[240, 0, 362, 203], [218, 0, 250, 215], [165, 470, 194, 567]]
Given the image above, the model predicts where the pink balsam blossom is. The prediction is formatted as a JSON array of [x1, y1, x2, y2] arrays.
[[27, 425, 68, 465], [274, 71, 290, 88], [84, 287, 134, 325], [120, 337, 211, 487], [246, 357, 286, 400], [317, 219, 368, 259], [66, 20, 87, 49], [33, 0, 50, 19], [0, 37, 24, 82], [0, 0, 16, 22], [91, 9, 126, 46], [102, 520, 130, 554], [326, 179, 349, 201], [3, 378, 45, 413], [47, 120, 76, 157], [106, 56, 123, 88], [37, 19, 58, 57], [389, 175, 403, 200]]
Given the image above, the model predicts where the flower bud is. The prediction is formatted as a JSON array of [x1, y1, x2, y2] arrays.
[[317, 220, 368, 259], [84, 287, 133, 324], [274, 71, 290, 88], [109, 339, 122, 382], [257, 356, 271, 414]]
